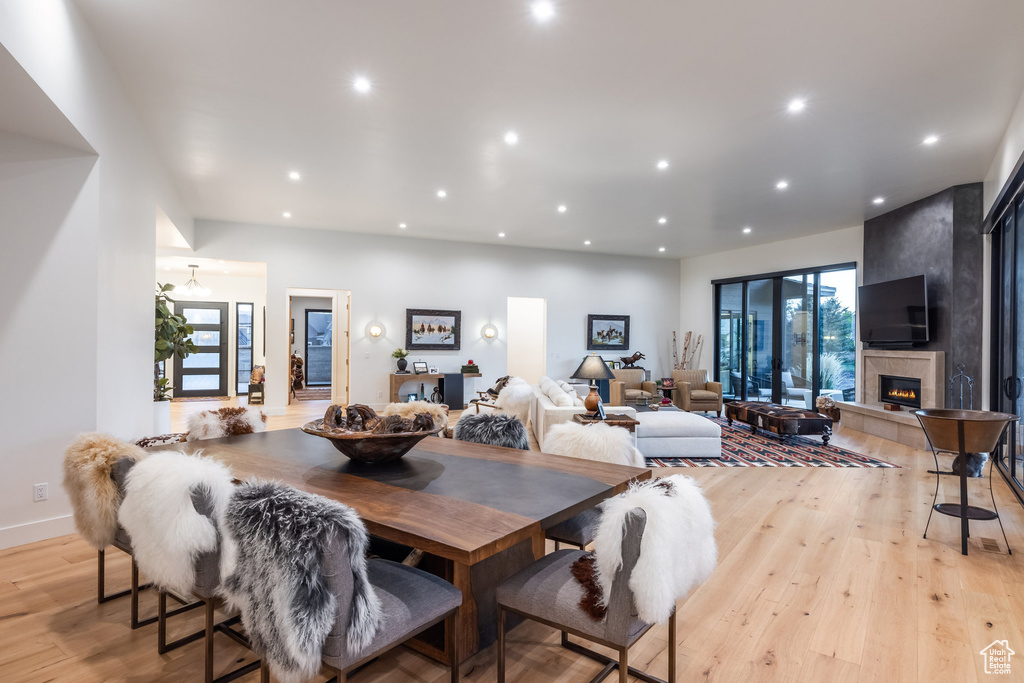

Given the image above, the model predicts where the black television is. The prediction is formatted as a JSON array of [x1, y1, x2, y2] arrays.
[[858, 275, 929, 345]]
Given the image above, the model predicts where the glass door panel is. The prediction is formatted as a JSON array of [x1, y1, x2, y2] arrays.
[[173, 301, 228, 397], [718, 283, 743, 399], [305, 309, 333, 386], [819, 269, 858, 405], [782, 274, 815, 407], [746, 279, 774, 401], [237, 303, 253, 394], [1013, 200, 1024, 487]]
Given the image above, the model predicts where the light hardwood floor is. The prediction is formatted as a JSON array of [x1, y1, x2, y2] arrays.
[[2, 399, 1022, 682]]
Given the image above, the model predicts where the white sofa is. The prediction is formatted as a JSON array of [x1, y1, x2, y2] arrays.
[[635, 410, 722, 459], [529, 378, 637, 451]]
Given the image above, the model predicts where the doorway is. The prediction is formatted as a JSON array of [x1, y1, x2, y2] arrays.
[[173, 301, 229, 397], [287, 289, 350, 406]]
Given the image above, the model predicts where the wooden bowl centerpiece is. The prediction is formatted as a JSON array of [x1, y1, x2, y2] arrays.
[[302, 403, 442, 464]]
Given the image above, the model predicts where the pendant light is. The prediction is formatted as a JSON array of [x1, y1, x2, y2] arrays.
[[177, 264, 210, 297]]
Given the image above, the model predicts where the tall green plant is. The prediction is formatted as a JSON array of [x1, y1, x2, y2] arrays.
[[155, 283, 198, 400]]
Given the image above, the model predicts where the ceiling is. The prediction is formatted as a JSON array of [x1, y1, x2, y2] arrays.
[[156, 255, 266, 279], [73, 0, 1024, 258]]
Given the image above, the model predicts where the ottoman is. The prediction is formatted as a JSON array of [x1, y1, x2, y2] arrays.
[[635, 410, 722, 459], [725, 401, 833, 445]]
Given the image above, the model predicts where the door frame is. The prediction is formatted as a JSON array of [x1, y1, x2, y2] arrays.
[[285, 288, 351, 406], [173, 300, 229, 398]]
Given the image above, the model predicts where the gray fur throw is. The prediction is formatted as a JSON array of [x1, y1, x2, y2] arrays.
[[218, 482, 382, 683], [454, 413, 530, 450]]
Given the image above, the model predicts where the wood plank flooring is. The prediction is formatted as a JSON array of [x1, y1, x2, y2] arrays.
[[2, 399, 1022, 681]]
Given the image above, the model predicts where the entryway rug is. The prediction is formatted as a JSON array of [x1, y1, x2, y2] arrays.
[[293, 386, 331, 401], [646, 416, 899, 468]]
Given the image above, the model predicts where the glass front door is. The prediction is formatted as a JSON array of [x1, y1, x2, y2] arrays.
[[174, 301, 228, 397]]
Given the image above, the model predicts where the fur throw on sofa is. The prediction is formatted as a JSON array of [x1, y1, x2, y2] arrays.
[[454, 413, 530, 450], [118, 450, 235, 595], [381, 401, 448, 430], [544, 422, 645, 468], [185, 406, 267, 442], [219, 482, 382, 683], [62, 433, 147, 549], [494, 377, 533, 423], [592, 475, 716, 624]]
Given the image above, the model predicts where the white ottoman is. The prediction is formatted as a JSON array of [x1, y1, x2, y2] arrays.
[[636, 410, 722, 459]]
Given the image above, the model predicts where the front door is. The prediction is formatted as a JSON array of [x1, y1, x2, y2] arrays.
[[174, 301, 229, 397]]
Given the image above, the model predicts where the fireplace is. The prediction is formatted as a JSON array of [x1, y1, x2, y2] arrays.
[[879, 374, 922, 409]]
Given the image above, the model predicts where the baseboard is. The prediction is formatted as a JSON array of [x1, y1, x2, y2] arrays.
[[0, 514, 75, 550]]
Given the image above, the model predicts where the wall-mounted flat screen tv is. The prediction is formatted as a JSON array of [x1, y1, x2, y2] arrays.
[[858, 275, 929, 344]]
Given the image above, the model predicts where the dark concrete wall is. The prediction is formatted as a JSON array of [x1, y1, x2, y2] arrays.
[[862, 184, 984, 402]]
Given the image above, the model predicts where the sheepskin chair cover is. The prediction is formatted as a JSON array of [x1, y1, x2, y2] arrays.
[[219, 482, 382, 683], [117, 450, 235, 596], [62, 433, 147, 549], [185, 406, 267, 442], [454, 413, 530, 450], [593, 475, 717, 624], [545, 422, 645, 468], [381, 400, 448, 430], [494, 377, 533, 423]]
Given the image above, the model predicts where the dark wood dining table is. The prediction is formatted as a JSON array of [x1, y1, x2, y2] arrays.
[[159, 429, 651, 663]]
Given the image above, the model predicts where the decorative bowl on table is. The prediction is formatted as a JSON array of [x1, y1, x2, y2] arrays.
[[301, 404, 443, 464]]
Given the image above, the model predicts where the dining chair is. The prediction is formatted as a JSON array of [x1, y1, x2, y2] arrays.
[[497, 509, 675, 683]]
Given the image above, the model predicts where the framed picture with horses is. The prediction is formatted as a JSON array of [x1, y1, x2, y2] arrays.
[[587, 314, 630, 351]]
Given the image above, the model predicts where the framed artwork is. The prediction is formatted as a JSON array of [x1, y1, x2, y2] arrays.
[[587, 314, 630, 351], [407, 308, 461, 350], [413, 361, 428, 374]]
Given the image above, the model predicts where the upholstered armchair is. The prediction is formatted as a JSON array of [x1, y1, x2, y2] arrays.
[[609, 368, 657, 406], [672, 369, 723, 416]]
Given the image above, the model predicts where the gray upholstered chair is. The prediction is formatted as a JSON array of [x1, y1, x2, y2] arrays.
[[497, 509, 676, 683], [453, 413, 530, 450], [672, 369, 723, 416], [609, 368, 657, 406], [545, 506, 602, 550]]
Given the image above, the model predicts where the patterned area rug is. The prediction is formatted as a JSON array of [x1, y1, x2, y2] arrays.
[[293, 386, 331, 401], [646, 416, 898, 468]]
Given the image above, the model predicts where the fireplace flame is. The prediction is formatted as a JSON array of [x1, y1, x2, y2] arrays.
[[886, 388, 917, 400]]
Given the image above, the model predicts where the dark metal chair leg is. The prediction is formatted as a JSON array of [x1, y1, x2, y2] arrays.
[[447, 609, 459, 683], [668, 608, 677, 683], [619, 648, 628, 683], [497, 608, 506, 683], [97, 548, 132, 604]]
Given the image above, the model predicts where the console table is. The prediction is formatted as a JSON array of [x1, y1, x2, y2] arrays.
[[389, 373, 481, 407]]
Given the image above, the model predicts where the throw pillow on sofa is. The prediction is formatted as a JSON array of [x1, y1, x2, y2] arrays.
[[547, 384, 573, 407]]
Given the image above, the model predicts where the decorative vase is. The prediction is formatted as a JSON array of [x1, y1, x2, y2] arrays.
[[396, 357, 408, 373]]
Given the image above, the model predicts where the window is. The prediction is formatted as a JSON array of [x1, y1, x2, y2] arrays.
[[237, 303, 253, 394]]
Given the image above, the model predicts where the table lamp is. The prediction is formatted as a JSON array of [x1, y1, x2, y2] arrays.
[[571, 354, 615, 417]]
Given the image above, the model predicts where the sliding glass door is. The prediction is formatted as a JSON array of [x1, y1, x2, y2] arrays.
[[713, 264, 856, 408]]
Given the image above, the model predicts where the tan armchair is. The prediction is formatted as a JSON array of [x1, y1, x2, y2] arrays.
[[672, 369, 723, 416], [609, 368, 657, 406]]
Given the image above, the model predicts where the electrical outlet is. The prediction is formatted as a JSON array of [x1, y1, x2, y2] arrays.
[[376, 391, 383, 398], [33, 483, 47, 502], [364, 352, 370, 360]]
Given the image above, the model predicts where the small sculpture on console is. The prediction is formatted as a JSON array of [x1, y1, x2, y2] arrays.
[[620, 351, 646, 368]]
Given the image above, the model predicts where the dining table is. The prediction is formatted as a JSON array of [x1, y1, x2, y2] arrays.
[[157, 428, 651, 664]]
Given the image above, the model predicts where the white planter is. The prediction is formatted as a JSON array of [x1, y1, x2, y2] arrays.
[[153, 400, 171, 435]]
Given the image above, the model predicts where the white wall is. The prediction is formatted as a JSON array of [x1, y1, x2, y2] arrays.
[[0, 0, 191, 547], [984, 85, 1024, 216], [191, 220, 682, 411], [507, 297, 547, 384], [679, 225, 864, 377]]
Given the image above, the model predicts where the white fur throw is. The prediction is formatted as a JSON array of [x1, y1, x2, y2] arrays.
[[62, 433, 146, 549], [219, 482, 382, 683], [545, 422, 645, 468], [118, 451, 235, 595], [594, 475, 717, 624], [381, 401, 448, 430], [495, 377, 533, 423], [186, 406, 267, 442]]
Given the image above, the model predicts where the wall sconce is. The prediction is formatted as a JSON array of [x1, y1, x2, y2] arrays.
[[368, 322, 385, 338], [481, 324, 498, 340]]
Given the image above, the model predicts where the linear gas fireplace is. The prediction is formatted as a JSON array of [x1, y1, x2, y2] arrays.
[[879, 374, 922, 410]]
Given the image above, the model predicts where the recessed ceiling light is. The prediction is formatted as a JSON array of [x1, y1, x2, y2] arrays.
[[658, 247, 666, 253], [742, 227, 752, 234], [656, 159, 670, 171], [436, 189, 447, 198], [776, 180, 789, 190], [584, 240, 591, 245], [498, 232, 506, 238], [283, 211, 291, 218], [223, 270, 230, 274], [658, 217, 668, 225], [288, 171, 301, 181], [872, 197, 885, 205], [923, 134, 939, 145], [531, 1, 555, 22], [557, 204, 567, 213], [353, 76, 372, 94], [787, 98, 806, 113], [504, 130, 519, 146], [399, 223, 407, 228]]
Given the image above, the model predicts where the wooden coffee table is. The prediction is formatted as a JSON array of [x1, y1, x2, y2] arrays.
[[725, 400, 834, 445], [573, 412, 641, 433]]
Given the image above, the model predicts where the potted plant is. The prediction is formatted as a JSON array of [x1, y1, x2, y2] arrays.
[[154, 283, 198, 432], [392, 348, 410, 373]]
